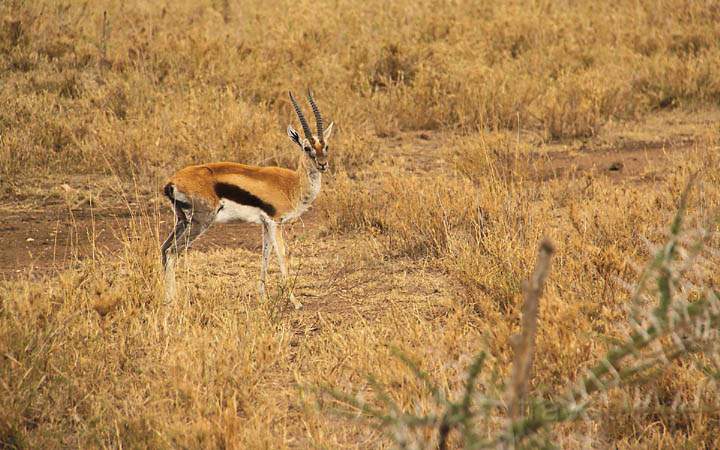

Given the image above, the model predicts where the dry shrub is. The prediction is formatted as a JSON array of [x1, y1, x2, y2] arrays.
[[2, 0, 720, 182], [0, 209, 294, 448], [323, 173, 482, 258], [540, 68, 639, 139], [0, 213, 162, 446], [634, 52, 720, 109], [600, 367, 720, 446], [369, 43, 419, 90], [325, 127, 376, 174], [442, 183, 538, 322], [448, 132, 530, 187]]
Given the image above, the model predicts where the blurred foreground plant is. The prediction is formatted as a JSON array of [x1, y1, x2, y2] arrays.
[[312, 179, 720, 448]]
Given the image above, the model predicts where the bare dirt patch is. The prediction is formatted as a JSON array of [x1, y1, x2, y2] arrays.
[[532, 138, 697, 183], [0, 202, 320, 278]]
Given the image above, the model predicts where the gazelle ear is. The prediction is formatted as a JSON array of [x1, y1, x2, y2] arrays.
[[287, 125, 302, 147], [323, 122, 334, 141]]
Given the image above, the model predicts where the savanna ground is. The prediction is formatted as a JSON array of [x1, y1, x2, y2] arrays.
[[2, 0, 720, 448]]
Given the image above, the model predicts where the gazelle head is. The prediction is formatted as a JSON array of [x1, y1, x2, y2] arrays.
[[287, 90, 334, 173]]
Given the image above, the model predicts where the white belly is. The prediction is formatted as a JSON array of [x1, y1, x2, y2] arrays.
[[214, 200, 268, 224]]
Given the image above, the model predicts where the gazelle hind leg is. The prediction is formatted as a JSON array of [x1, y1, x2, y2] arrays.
[[161, 208, 188, 303], [258, 223, 272, 299], [161, 217, 188, 268], [164, 255, 177, 303], [161, 206, 214, 302]]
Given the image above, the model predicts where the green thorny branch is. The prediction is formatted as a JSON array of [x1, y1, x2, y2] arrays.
[[312, 178, 720, 449]]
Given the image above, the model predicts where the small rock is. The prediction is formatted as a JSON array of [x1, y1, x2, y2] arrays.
[[26, 237, 34, 242], [608, 161, 624, 171]]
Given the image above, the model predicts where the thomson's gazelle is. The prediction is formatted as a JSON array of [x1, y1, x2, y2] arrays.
[[161, 90, 334, 308]]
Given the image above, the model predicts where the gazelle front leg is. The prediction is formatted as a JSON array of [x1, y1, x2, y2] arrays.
[[264, 220, 302, 309]]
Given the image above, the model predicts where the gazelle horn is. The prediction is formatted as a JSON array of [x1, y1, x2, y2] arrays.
[[289, 91, 313, 142], [307, 88, 324, 144]]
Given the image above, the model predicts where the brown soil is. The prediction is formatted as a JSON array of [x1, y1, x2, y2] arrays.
[[531, 137, 696, 183], [0, 205, 321, 278]]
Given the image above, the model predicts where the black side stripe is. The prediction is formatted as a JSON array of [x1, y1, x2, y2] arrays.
[[214, 182, 276, 217], [164, 183, 192, 209]]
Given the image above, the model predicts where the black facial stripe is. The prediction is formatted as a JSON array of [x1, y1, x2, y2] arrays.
[[214, 182, 277, 217]]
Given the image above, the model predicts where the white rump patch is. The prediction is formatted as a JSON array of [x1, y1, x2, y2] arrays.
[[215, 199, 268, 224], [171, 187, 191, 205]]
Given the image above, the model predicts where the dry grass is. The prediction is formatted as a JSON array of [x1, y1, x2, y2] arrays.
[[3, 0, 720, 448], [2, 0, 720, 180]]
